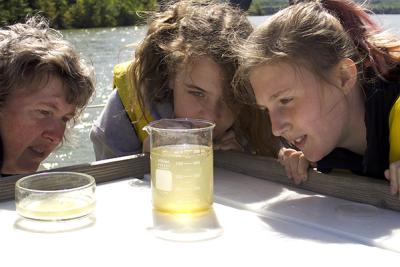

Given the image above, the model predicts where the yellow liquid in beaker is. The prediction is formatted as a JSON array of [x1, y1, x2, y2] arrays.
[[151, 144, 213, 214], [17, 195, 95, 221]]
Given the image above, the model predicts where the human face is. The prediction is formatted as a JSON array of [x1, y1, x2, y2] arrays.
[[249, 62, 351, 162], [172, 57, 235, 141], [0, 75, 76, 174]]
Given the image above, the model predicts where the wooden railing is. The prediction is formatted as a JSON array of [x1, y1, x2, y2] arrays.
[[1, 150, 399, 212], [214, 151, 400, 212]]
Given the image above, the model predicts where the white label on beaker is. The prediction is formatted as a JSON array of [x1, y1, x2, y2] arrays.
[[155, 169, 172, 191]]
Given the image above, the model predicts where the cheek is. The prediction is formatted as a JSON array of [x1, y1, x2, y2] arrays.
[[294, 92, 324, 126], [173, 90, 189, 117], [1, 116, 40, 154], [174, 101, 187, 118], [215, 108, 235, 133], [250, 80, 270, 107], [1, 129, 27, 161], [173, 94, 202, 118], [222, 108, 235, 126], [253, 89, 266, 106], [299, 106, 320, 127], [1, 114, 21, 145]]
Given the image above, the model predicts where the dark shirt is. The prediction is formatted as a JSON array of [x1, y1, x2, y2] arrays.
[[317, 76, 400, 179], [0, 135, 3, 171], [0, 135, 3, 177]]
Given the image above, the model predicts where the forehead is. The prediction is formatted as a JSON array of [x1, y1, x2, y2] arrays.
[[9, 75, 74, 110], [249, 62, 298, 90], [252, 61, 322, 86], [14, 74, 65, 96], [249, 61, 326, 106], [176, 57, 224, 86]]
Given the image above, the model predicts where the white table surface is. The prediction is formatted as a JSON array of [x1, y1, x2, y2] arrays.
[[1, 168, 400, 266]]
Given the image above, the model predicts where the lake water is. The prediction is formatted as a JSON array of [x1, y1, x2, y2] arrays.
[[41, 14, 400, 170]]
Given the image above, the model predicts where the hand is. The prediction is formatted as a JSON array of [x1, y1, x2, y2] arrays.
[[213, 129, 244, 152], [278, 148, 313, 185], [385, 160, 400, 196]]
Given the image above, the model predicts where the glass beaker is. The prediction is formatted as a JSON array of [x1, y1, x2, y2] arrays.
[[15, 172, 96, 221], [143, 118, 215, 214]]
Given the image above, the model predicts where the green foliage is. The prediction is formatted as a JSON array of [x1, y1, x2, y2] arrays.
[[0, 0, 32, 26], [1, 0, 157, 29], [248, 0, 287, 15], [3, 0, 400, 28], [65, 0, 118, 28], [248, 0, 400, 15], [113, 0, 157, 26]]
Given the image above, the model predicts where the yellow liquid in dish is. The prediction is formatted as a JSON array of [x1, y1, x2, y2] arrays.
[[151, 144, 213, 214], [17, 195, 95, 221]]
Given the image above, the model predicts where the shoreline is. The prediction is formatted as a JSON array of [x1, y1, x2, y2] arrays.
[[249, 9, 400, 16]]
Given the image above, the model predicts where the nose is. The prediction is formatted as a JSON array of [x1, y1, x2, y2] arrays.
[[204, 98, 228, 123], [202, 109, 217, 124], [269, 109, 290, 137], [42, 120, 65, 144]]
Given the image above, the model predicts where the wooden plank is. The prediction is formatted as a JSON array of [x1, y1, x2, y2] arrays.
[[0, 154, 150, 202], [2, 150, 400, 212], [214, 150, 400, 212]]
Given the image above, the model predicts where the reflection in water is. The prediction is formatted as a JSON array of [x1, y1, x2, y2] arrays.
[[14, 214, 96, 233], [150, 208, 223, 242]]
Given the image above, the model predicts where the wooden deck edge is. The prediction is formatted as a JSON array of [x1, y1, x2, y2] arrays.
[[0, 154, 150, 202], [214, 150, 400, 212], [1, 151, 399, 212]]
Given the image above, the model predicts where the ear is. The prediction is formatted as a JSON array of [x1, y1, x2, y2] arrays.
[[334, 58, 358, 95]]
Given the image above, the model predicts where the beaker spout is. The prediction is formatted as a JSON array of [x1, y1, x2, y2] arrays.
[[143, 125, 151, 134]]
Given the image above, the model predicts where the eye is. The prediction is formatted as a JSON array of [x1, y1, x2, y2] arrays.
[[37, 109, 52, 117], [188, 90, 205, 97], [280, 97, 293, 105]]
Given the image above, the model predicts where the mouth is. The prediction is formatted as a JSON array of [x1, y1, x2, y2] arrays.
[[28, 146, 49, 160], [289, 135, 307, 150]]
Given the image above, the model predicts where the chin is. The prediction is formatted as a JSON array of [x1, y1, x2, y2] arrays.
[[5, 164, 40, 175], [22, 165, 40, 174], [303, 151, 324, 163]]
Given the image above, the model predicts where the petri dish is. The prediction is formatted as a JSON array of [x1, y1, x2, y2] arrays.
[[15, 172, 96, 221]]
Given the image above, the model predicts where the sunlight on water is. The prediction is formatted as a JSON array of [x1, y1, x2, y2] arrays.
[[40, 15, 400, 169]]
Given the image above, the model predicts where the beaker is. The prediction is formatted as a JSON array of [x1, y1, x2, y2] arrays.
[[143, 118, 215, 214]]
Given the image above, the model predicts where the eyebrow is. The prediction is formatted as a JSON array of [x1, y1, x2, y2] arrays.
[[270, 88, 291, 101], [39, 102, 76, 117], [184, 83, 207, 92], [39, 101, 60, 110]]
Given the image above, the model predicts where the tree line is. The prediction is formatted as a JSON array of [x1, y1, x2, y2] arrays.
[[249, 0, 400, 15], [2, 0, 399, 29], [0, 0, 157, 29]]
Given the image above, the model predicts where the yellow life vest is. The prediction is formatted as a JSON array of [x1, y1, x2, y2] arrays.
[[389, 96, 400, 163], [113, 61, 154, 142]]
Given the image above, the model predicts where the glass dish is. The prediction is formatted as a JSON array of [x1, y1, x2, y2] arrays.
[[15, 172, 96, 221]]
